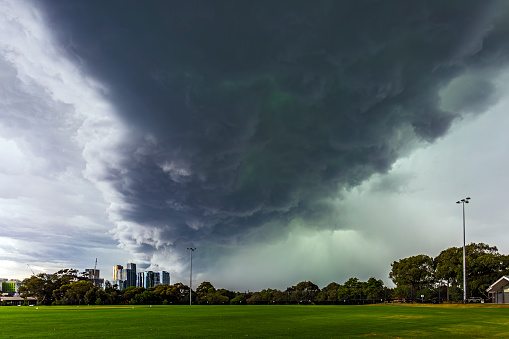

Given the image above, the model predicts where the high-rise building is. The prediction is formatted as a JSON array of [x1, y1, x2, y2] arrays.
[[85, 269, 100, 280], [137, 271, 156, 289], [144, 271, 155, 288], [137, 272, 144, 288], [113, 265, 123, 281], [125, 263, 137, 288], [158, 271, 170, 285], [153, 272, 160, 286], [85, 269, 104, 288]]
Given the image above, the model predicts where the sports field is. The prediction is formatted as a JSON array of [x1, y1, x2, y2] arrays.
[[2, 304, 509, 338]]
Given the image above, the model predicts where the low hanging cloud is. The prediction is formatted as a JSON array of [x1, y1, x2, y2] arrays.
[[23, 0, 509, 277]]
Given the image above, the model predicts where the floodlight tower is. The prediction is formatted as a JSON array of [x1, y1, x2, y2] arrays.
[[187, 247, 196, 305], [456, 197, 471, 303]]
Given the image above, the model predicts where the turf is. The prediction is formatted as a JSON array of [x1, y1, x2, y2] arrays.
[[2, 304, 509, 338]]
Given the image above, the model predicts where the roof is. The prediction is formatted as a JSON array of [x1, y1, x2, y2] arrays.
[[0, 297, 37, 301], [486, 276, 509, 292]]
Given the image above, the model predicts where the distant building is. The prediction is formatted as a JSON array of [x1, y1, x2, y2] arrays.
[[144, 271, 155, 288], [154, 272, 160, 286], [487, 276, 509, 303], [158, 271, 170, 285], [85, 269, 100, 280], [0, 279, 22, 296], [125, 263, 137, 288], [137, 271, 156, 289], [111, 263, 168, 290], [112, 280, 126, 290], [1, 296, 38, 306], [137, 272, 144, 288], [113, 265, 124, 281], [85, 269, 104, 288]]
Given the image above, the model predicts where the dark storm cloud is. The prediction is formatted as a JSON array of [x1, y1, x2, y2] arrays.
[[38, 0, 509, 266]]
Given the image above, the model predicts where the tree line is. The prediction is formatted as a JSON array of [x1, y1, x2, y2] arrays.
[[16, 242, 509, 305], [17, 270, 385, 306]]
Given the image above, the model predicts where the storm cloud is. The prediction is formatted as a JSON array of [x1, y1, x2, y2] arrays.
[[3, 0, 509, 287], [39, 1, 509, 263]]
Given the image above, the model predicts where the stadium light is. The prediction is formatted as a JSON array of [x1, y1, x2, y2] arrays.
[[187, 247, 196, 305], [456, 197, 471, 303]]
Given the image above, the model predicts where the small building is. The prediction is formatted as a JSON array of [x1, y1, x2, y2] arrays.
[[1, 297, 38, 306], [486, 276, 509, 303], [0, 280, 23, 296]]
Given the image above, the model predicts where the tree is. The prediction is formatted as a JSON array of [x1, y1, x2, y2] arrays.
[[287, 281, 320, 304], [131, 291, 162, 305], [435, 246, 462, 300], [19, 269, 84, 305], [315, 282, 340, 304], [465, 243, 509, 298], [157, 283, 190, 304], [18, 274, 54, 305], [435, 243, 509, 299], [364, 277, 384, 301], [390, 255, 434, 299], [53, 280, 95, 305], [339, 277, 362, 302], [196, 281, 216, 304], [230, 294, 247, 305], [123, 287, 146, 303]]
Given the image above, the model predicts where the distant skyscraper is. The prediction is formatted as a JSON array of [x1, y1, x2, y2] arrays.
[[125, 263, 137, 288], [153, 271, 160, 286], [85, 269, 104, 288], [143, 271, 155, 289], [146, 271, 155, 288], [85, 269, 100, 280], [158, 271, 170, 285], [113, 265, 123, 281], [137, 272, 144, 288]]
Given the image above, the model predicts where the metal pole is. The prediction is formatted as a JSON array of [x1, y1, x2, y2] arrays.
[[456, 197, 470, 303], [462, 202, 466, 303], [187, 247, 196, 305]]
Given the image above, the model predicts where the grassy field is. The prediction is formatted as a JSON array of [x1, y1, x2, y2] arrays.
[[2, 304, 509, 338]]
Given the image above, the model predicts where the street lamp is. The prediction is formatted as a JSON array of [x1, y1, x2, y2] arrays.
[[187, 247, 196, 305], [456, 197, 471, 303]]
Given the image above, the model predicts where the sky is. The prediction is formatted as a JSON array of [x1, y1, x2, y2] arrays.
[[1, 0, 509, 291]]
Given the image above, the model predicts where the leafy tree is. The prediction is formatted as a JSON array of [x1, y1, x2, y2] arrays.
[[390, 254, 434, 299], [434, 243, 509, 299], [53, 280, 95, 305], [315, 282, 340, 304], [19, 269, 85, 305], [248, 289, 283, 304], [217, 288, 236, 301], [18, 274, 54, 305], [155, 283, 190, 304], [248, 291, 264, 304], [193, 282, 233, 305], [122, 286, 146, 303], [464, 243, 509, 298], [287, 281, 320, 304], [131, 291, 162, 305], [338, 277, 363, 302], [364, 277, 384, 301], [435, 246, 462, 300], [230, 294, 247, 305], [272, 290, 287, 304], [196, 281, 216, 304]]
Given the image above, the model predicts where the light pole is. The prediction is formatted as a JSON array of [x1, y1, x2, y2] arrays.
[[187, 247, 196, 305], [456, 197, 470, 303]]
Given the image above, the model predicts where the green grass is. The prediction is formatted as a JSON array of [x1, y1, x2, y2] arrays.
[[2, 304, 509, 338]]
